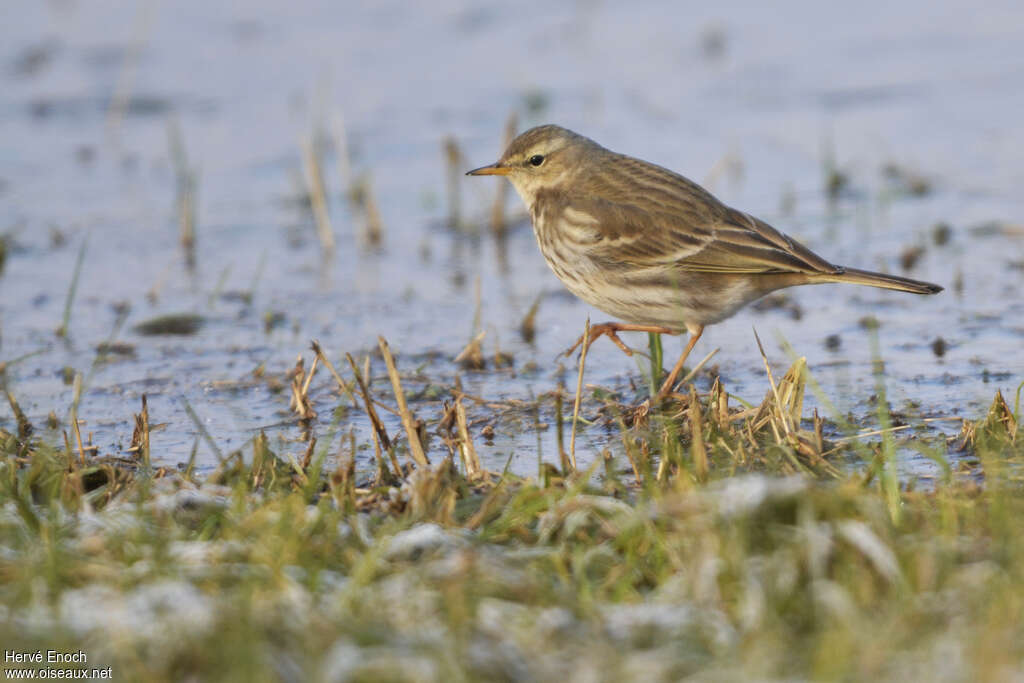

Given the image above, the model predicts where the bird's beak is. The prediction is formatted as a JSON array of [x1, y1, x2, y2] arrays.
[[466, 162, 510, 177]]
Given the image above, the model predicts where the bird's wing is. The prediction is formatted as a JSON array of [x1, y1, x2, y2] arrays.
[[689, 206, 843, 275], [566, 158, 842, 276], [549, 194, 717, 267]]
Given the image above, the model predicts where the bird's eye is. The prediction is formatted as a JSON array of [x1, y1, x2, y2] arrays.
[[529, 154, 545, 167]]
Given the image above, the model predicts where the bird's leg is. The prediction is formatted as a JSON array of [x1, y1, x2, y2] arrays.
[[563, 322, 677, 358], [655, 325, 704, 399]]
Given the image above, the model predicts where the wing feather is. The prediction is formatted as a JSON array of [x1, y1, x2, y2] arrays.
[[559, 154, 843, 276]]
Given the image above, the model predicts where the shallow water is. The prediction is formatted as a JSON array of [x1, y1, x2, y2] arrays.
[[1, 0, 1022, 477]]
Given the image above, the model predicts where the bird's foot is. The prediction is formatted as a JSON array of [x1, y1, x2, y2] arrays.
[[563, 322, 676, 358], [563, 323, 633, 357]]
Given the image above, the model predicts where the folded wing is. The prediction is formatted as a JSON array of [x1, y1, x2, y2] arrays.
[[569, 156, 844, 277]]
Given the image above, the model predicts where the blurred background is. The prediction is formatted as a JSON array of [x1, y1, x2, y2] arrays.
[[1, 0, 1022, 474]]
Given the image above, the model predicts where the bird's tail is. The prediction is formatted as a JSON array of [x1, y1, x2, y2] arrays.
[[817, 267, 943, 295]]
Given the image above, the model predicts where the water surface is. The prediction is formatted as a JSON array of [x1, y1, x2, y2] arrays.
[[1, 0, 1022, 477]]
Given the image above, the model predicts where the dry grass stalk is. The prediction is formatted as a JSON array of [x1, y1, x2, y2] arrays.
[[332, 112, 353, 197], [465, 481, 510, 530], [329, 444, 354, 508], [145, 262, 173, 304], [70, 372, 87, 467], [674, 347, 720, 390], [983, 390, 1018, 443], [168, 120, 196, 269], [454, 330, 487, 370], [958, 390, 1019, 447], [60, 425, 88, 509], [178, 176, 196, 268], [737, 357, 839, 475], [650, 438, 670, 482], [436, 400, 458, 458], [709, 378, 729, 427], [454, 395, 481, 478], [345, 352, 391, 450], [492, 334, 514, 370], [301, 137, 335, 253], [299, 436, 316, 471], [301, 354, 319, 397], [56, 236, 88, 338], [4, 389, 32, 440], [377, 336, 429, 467], [58, 428, 73, 473], [689, 385, 708, 481], [443, 136, 462, 228], [490, 113, 517, 235], [407, 458, 458, 522], [554, 388, 570, 472], [71, 414, 87, 467], [127, 395, 151, 466], [812, 409, 825, 453], [472, 275, 483, 335], [361, 180, 385, 248], [367, 424, 384, 479], [383, 440, 403, 480], [609, 408, 641, 481], [747, 357, 807, 441], [310, 341, 358, 407], [105, 3, 152, 137], [568, 318, 591, 472], [753, 328, 791, 437], [288, 355, 317, 421], [251, 430, 270, 489], [775, 357, 806, 426], [285, 452, 309, 487], [519, 294, 542, 344]]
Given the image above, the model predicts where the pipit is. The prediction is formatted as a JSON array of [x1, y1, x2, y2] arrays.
[[468, 125, 942, 399]]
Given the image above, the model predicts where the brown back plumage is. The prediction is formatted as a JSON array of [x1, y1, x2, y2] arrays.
[[571, 149, 844, 277]]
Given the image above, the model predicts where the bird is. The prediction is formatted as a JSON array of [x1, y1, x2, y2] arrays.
[[467, 125, 942, 400]]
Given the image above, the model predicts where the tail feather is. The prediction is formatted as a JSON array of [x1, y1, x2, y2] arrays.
[[817, 267, 942, 295]]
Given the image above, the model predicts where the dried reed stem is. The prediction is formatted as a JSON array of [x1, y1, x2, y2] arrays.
[[454, 330, 487, 369], [490, 113, 517, 235], [300, 436, 316, 471], [568, 318, 591, 472], [168, 121, 196, 269], [346, 352, 391, 450], [139, 395, 150, 468], [70, 373, 87, 467], [301, 137, 335, 253], [57, 236, 88, 338], [689, 384, 708, 481], [4, 389, 32, 440], [378, 337, 429, 466], [289, 355, 317, 421], [333, 112, 353, 196], [554, 387, 569, 472], [677, 347, 720, 387], [310, 341, 358, 407], [753, 328, 791, 436], [362, 181, 384, 247], [443, 136, 462, 228], [455, 395, 480, 478], [519, 294, 542, 343]]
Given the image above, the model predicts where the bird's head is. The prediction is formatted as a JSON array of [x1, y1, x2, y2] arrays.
[[467, 125, 601, 204]]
